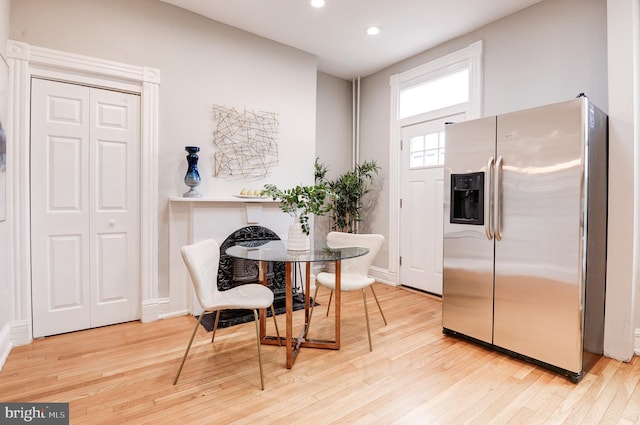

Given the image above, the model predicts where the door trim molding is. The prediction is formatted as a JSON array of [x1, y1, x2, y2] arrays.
[[6, 40, 160, 345]]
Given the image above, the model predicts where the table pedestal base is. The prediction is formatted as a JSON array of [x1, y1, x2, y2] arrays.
[[259, 260, 341, 369]]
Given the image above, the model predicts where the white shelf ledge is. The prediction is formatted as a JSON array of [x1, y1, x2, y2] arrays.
[[168, 196, 280, 203]]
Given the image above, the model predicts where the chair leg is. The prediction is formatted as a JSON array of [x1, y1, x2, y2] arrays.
[[174, 312, 206, 385], [270, 305, 282, 346], [253, 310, 265, 390], [369, 285, 387, 325], [362, 288, 373, 352], [211, 310, 221, 343], [325, 290, 333, 317]]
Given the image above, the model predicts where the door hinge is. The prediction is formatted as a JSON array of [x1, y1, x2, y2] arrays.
[[400, 198, 402, 208], [399, 256, 402, 266], [400, 139, 403, 150]]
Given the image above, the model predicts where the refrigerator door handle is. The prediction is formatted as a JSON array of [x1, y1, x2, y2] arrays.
[[485, 156, 494, 240], [494, 155, 503, 241]]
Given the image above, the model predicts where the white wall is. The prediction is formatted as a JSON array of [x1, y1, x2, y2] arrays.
[[0, 0, 7, 58], [315, 72, 353, 180], [314, 71, 353, 237], [605, 0, 639, 361], [0, 0, 11, 366], [9, 0, 319, 300]]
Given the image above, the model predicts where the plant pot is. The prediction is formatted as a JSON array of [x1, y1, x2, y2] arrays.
[[287, 221, 310, 251]]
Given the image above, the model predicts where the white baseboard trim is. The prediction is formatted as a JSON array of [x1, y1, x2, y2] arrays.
[[370, 266, 398, 286], [160, 309, 190, 320], [143, 298, 192, 322], [141, 299, 160, 323], [157, 297, 171, 317], [10, 320, 31, 347], [156, 297, 190, 319], [634, 328, 640, 356], [0, 323, 13, 372]]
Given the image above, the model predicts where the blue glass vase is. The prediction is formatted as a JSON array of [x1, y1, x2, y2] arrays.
[[183, 146, 202, 198]]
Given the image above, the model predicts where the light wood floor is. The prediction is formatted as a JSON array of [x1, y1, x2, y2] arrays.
[[1, 284, 639, 424]]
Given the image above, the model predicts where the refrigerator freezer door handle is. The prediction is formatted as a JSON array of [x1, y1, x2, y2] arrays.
[[494, 155, 503, 241], [485, 156, 495, 240]]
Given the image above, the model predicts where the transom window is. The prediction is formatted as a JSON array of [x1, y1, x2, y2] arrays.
[[399, 69, 469, 119]]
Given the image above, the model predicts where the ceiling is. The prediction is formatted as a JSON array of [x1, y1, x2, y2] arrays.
[[159, 0, 543, 80]]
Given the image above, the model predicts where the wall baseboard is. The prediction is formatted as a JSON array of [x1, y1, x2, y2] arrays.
[[634, 328, 640, 356], [1, 320, 31, 372], [370, 266, 397, 286], [157, 297, 190, 320], [0, 323, 12, 373], [10, 320, 31, 346], [141, 299, 160, 323]]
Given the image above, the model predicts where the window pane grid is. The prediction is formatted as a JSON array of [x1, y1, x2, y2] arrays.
[[409, 130, 446, 169]]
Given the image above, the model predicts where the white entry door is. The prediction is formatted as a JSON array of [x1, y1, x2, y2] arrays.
[[31, 78, 141, 338], [399, 117, 461, 295]]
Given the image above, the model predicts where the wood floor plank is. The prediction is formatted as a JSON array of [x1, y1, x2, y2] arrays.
[[0, 283, 637, 424], [620, 359, 640, 423]]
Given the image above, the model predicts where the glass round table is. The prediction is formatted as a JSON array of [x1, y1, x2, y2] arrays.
[[226, 239, 369, 369]]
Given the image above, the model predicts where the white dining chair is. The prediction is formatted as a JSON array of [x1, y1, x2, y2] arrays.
[[173, 239, 280, 389], [311, 232, 387, 351]]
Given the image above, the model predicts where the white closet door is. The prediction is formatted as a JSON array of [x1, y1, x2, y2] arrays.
[[31, 79, 140, 338], [89, 87, 140, 327], [31, 79, 91, 337]]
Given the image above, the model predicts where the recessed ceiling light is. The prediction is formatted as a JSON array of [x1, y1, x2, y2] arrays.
[[365, 25, 381, 36], [310, 0, 325, 8]]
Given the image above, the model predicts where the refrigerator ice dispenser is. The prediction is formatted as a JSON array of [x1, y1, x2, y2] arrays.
[[450, 172, 484, 225]]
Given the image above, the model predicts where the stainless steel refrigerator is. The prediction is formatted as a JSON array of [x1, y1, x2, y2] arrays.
[[442, 97, 607, 382]]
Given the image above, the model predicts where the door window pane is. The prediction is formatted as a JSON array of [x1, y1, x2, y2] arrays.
[[410, 152, 424, 168], [409, 130, 445, 169], [410, 135, 424, 152], [424, 132, 439, 150]]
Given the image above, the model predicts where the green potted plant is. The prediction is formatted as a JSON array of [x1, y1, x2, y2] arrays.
[[315, 158, 381, 233], [263, 183, 332, 250]]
